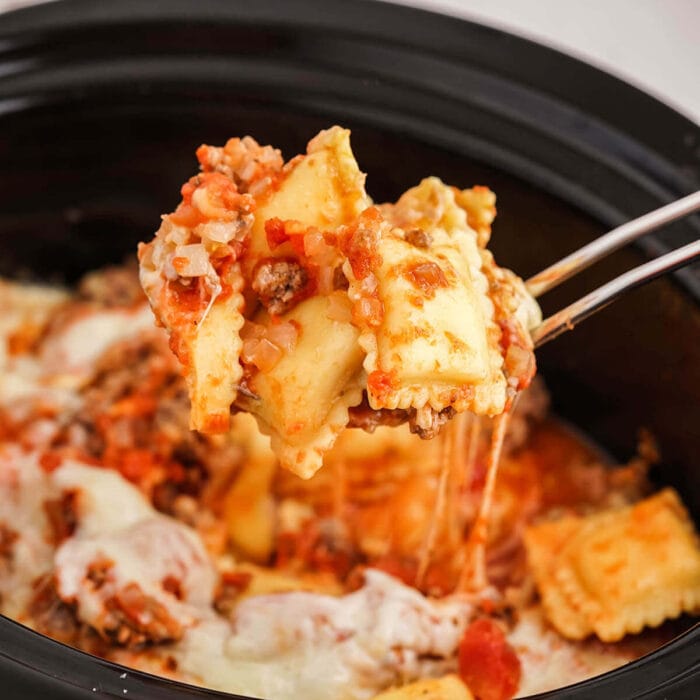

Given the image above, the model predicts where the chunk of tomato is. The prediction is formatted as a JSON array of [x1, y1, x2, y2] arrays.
[[458, 618, 521, 700]]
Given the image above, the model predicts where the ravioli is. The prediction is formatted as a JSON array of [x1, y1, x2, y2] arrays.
[[243, 125, 371, 276], [524, 489, 700, 642], [372, 674, 473, 700], [344, 178, 507, 422], [238, 295, 366, 479], [138, 126, 539, 476]]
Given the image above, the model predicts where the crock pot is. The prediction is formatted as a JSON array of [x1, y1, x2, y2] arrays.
[[0, 1, 699, 698]]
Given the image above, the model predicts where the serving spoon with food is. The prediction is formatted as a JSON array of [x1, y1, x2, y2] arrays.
[[137, 127, 698, 480]]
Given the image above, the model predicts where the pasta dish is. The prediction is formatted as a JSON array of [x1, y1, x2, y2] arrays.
[[0, 127, 698, 700]]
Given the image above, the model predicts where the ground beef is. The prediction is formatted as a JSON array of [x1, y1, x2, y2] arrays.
[[333, 265, 349, 290], [347, 397, 454, 439], [53, 332, 242, 512], [252, 259, 309, 316], [347, 382, 547, 447], [85, 558, 114, 590], [275, 518, 357, 580], [0, 523, 17, 560], [27, 574, 105, 653], [214, 570, 252, 617], [409, 406, 456, 440], [0, 523, 18, 588], [28, 570, 181, 650], [347, 396, 410, 433], [101, 582, 184, 648], [403, 228, 432, 249], [44, 490, 78, 545], [66, 333, 186, 468]]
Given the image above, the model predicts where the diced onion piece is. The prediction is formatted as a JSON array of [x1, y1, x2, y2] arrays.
[[265, 321, 299, 353], [304, 230, 338, 270], [240, 320, 267, 341], [198, 220, 239, 244], [242, 337, 283, 372], [191, 186, 229, 220], [239, 160, 257, 183], [354, 296, 383, 328], [241, 337, 259, 364], [163, 257, 179, 282], [164, 224, 190, 246], [359, 273, 378, 294], [303, 230, 325, 256], [248, 176, 272, 197], [316, 265, 336, 295], [173, 244, 210, 277]]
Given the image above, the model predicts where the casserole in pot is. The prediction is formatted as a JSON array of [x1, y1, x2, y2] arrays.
[[0, 1, 699, 698]]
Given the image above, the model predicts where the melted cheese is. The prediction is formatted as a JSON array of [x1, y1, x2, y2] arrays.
[[53, 462, 217, 635], [173, 570, 473, 700], [0, 280, 68, 368], [509, 608, 636, 696], [0, 449, 56, 618], [40, 304, 158, 384]]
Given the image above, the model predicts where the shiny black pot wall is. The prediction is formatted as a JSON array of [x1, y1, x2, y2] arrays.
[[0, 1, 699, 698]]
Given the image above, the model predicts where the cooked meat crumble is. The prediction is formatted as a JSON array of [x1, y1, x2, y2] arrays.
[[100, 581, 185, 648], [403, 228, 432, 249], [347, 397, 410, 433], [252, 259, 309, 316], [44, 490, 78, 545], [409, 406, 457, 440]]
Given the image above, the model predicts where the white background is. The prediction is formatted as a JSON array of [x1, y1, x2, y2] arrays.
[[1, 0, 699, 125], [388, 0, 699, 125]]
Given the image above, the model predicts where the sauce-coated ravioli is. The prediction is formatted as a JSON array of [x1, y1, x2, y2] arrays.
[[138, 127, 539, 477]]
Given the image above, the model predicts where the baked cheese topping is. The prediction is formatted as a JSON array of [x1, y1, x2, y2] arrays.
[[173, 570, 474, 700]]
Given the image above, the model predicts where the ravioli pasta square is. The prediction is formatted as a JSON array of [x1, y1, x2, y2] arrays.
[[243, 125, 371, 279], [525, 489, 700, 642], [237, 295, 366, 479], [344, 178, 507, 418]]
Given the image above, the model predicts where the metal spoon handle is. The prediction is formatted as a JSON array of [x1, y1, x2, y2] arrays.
[[526, 191, 700, 298], [531, 239, 700, 347]]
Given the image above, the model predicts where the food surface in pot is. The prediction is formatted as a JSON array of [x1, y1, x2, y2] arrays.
[[0, 128, 699, 700]]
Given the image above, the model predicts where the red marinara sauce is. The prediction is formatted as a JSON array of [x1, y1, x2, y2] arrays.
[[458, 618, 521, 700], [366, 369, 398, 403]]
